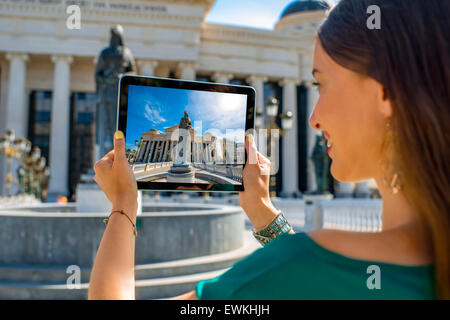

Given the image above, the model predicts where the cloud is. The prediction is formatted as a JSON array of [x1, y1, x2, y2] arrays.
[[143, 101, 167, 125]]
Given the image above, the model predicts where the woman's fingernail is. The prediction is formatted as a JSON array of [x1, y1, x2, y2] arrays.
[[246, 134, 254, 143], [115, 130, 124, 140]]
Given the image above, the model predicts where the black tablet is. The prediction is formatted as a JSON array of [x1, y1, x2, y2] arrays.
[[117, 75, 255, 192]]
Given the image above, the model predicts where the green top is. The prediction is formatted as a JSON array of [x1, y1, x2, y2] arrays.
[[195, 232, 436, 299]]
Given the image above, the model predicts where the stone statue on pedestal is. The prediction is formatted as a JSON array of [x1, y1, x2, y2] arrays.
[[94, 25, 136, 159], [173, 111, 192, 165], [76, 25, 140, 213], [311, 133, 331, 194], [167, 111, 195, 183]]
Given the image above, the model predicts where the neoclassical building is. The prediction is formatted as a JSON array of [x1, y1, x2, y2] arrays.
[[0, 0, 372, 199], [133, 126, 218, 165]]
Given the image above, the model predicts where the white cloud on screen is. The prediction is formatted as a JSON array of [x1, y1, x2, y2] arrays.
[[143, 100, 167, 124]]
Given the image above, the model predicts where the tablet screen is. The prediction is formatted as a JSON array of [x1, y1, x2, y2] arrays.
[[119, 76, 254, 192]]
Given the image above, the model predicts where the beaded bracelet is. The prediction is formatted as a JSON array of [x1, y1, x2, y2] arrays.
[[103, 210, 138, 237], [252, 211, 293, 246]]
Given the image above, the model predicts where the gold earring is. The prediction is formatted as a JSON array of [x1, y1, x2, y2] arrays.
[[382, 118, 402, 195]]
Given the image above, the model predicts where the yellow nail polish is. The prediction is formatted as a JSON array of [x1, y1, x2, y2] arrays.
[[115, 130, 124, 139], [247, 134, 254, 143]]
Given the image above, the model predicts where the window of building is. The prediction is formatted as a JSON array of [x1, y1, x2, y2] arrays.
[[69, 92, 97, 199], [229, 78, 249, 86], [28, 91, 52, 163]]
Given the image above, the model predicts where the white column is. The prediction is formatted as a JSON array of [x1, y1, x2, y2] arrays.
[[47, 55, 73, 199], [153, 141, 161, 162], [168, 141, 174, 161], [212, 72, 233, 84], [162, 140, 169, 162], [146, 141, 155, 162], [354, 181, 371, 198], [5, 53, 29, 137], [305, 80, 320, 193], [246, 75, 267, 120], [137, 141, 147, 162], [142, 141, 151, 162], [196, 142, 200, 163], [280, 78, 300, 198], [2, 53, 29, 196], [137, 60, 158, 76], [176, 62, 196, 81], [149, 141, 157, 162], [159, 141, 167, 162], [155, 65, 170, 78]]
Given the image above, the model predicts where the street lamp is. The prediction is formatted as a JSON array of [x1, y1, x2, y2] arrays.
[[266, 96, 279, 117], [264, 97, 294, 136], [280, 110, 294, 132], [262, 97, 294, 197], [0, 129, 31, 196]]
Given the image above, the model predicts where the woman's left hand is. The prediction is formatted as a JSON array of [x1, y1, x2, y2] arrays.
[[93, 130, 138, 215]]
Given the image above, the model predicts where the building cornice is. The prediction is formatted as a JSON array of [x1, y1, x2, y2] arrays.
[[274, 10, 329, 32], [201, 23, 309, 50], [0, 0, 206, 29]]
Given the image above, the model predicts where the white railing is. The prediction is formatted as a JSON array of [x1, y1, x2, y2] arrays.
[[194, 163, 242, 182], [320, 199, 382, 232], [144, 162, 172, 171]]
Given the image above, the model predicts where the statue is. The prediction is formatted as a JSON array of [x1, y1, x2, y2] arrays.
[[311, 133, 331, 194], [179, 111, 192, 130], [173, 111, 192, 165], [94, 25, 136, 159], [167, 111, 195, 183]]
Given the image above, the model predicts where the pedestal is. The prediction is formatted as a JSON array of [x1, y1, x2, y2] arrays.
[[302, 192, 334, 232], [166, 164, 195, 183]]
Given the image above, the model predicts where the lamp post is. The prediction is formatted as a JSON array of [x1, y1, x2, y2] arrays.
[[0, 129, 32, 197], [255, 97, 294, 198]]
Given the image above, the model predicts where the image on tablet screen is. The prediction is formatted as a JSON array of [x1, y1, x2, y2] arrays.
[[125, 85, 246, 185]]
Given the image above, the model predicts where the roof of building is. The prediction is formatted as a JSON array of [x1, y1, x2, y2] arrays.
[[280, 0, 331, 19]]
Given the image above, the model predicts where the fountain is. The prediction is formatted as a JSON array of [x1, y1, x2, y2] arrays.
[[0, 199, 256, 299]]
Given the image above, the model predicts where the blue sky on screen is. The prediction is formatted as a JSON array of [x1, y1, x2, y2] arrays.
[[125, 85, 247, 151], [206, 0, 337, 30]]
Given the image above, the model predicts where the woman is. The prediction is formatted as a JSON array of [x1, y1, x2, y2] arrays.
[[88, 0, 449, 299]]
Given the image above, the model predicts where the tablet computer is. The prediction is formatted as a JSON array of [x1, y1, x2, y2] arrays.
[[117, 75, 255, 192]]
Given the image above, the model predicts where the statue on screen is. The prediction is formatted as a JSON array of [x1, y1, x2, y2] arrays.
[[94, 24, 136, 159], [167, 111, 195, 183], [174, 111, 192, 165]]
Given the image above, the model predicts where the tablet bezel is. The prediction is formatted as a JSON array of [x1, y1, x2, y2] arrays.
[[117, 74, 255, 192]]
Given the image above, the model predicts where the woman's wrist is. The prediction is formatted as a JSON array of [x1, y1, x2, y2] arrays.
[[112, 199, 138, 219], [242, 197, 279, 231]]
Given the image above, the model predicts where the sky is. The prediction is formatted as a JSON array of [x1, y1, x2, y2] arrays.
[[125, 85, 247, 153], [206, 0, 337, 30], [206, 0, 294, 30]]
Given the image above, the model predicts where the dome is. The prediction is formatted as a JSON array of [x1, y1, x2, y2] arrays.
[[280, 0, 331, 19]]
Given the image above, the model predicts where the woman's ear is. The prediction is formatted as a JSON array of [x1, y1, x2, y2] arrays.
[[378, 85, 393, 118]]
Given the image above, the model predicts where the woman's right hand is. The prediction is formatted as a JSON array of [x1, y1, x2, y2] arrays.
[[239, 134, 280, 230]]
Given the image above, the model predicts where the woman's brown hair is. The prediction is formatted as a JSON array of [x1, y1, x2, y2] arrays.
[[317, 0, 450, 299]]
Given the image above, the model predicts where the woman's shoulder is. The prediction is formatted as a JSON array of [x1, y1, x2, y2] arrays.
[[196, 229, 435, 299], [306, 226, 434, 267]]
